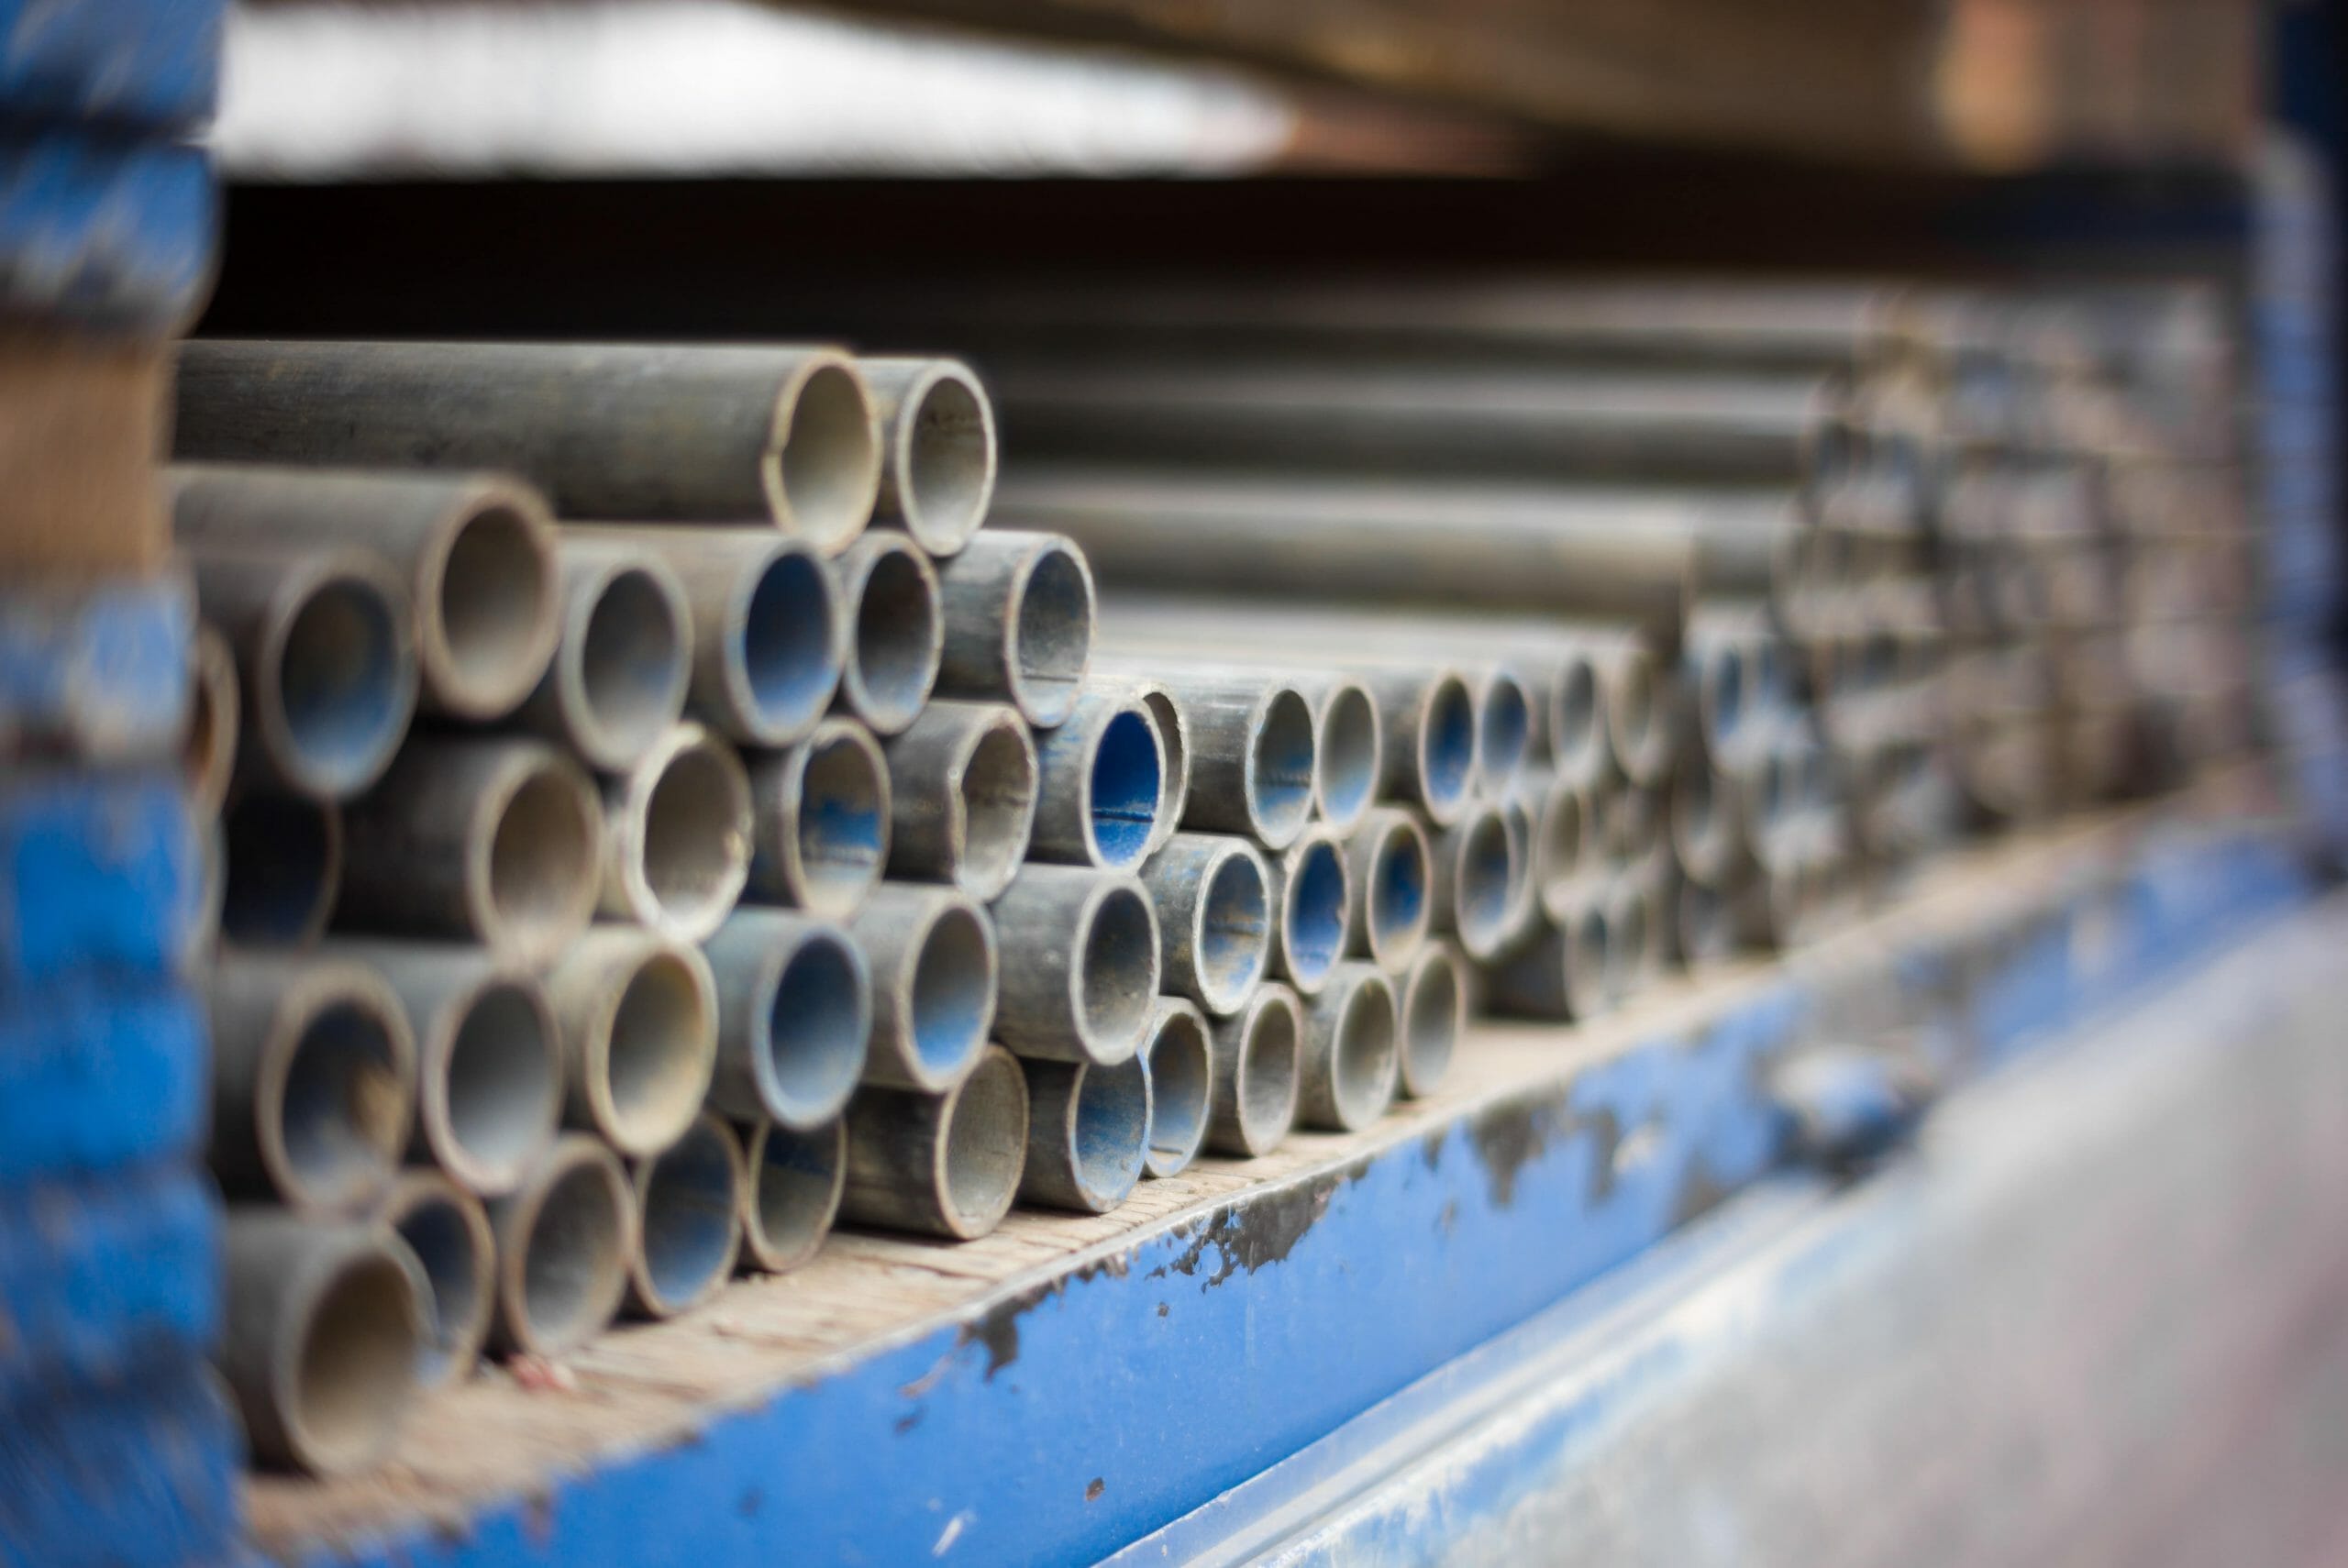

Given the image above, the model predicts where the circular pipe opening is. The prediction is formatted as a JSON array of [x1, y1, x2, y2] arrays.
[[1554, 658, 1600, 767], [1478, 675, 1532, 789], [484, 761, 597, 961], [1400, 953, 1461, 1099], [277, 576, 407, 792], [909, 904, 993, 1076], [764, 933, 867, 1124], [1248, 689, 1317, 845], [1143, 1008, 1211, 1176], [1539, 784, 1589, 896], [222, 791, 338, 944], [436, 503, 552, 716], [1420, 676, 1478, 817], [1282, 837, 1348, 991], [1195, 849, 1270, 1012], [634, 1121, 739, 1315], [275, 999, 406, 1210], [1330, 978, 1399, 1130], [739, 549, 839, 738], [777, 361, 880, 551], [953, 720, 1036, 897], [742, 1121, 842, 1272], [1452, 812, 1514, 952], [1067, 1055, 1149, 1207], [793, 728, 887, 912], [438, 981, 559, 1192], [1315, 684, 1379, 829], [388, 1185, 489, 1387], [578, 567, 686, 761], [638, 742, 750, 934], [1009, 545, 1094, 727], [942, 1052, 1025, 1231], [1236, 995, 1301, 1153], [289, 1247, 417, 1475], [1086, 709, 1162, 869], [1078, 884, 1158, 1053], [846, 546, 939, 733], [898, 369, 995, 553], [602, 951, 712, 1154], [1368, 823, 1429, 963], [515, 1149, 627, 1353], [1707, 646, 1745, 745]]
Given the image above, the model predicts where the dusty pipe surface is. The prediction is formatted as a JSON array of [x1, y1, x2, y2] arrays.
[[933, 529, 1095, 728], [174, 339, 882, 551], [1028, 685, 1168, 871], [1430, 802, 1522, 964], [625, 1112, 744, 1320], [221, 1209, 423, 1477], [994, 469, 1700, 640], [840, 1043, 1027, 1240], [566, 524, 841, 747], [847, 882, 997, 1091], [1534, 771, 1601, 922], [991, 865, 1160, 1065], [1266, 823, 1352, 998], [1091, 676, 1190, 854], [1086, 659, 1316, 849], [543, 927, 716, 1157], [515, 540, 692, 772], [380, 1168, 493, 1388], [1345, 808, 1433, 976], [1204, 981, 1302, 1158], [187, 622, 239, 821], [172, 463, 559, 722], [1346, 666, 1478, 826], [881, 701, 1037, 900], [337, 735, 603, 966], [825, 534, 942, 735], [326, 941, 560, 1198], [1494, 780, 1545, 954], [1020, 1053, 1150, 1213], [220, 790, 341, 946], [187, 542, 417, 799], [1139, 997, 1212, 1179], [1396, 943, 1465, 1099], [597, 723, 753, 944], [703, 908, 870, 1131], [737, 1117, 846, 1273], [746, 716, 891, 919], [1139, 833, 1271, 1018], [209, 952, 415, 1215], [1298, 962, 1400, 1133], [486, 1133, 635, 1357], [1473, 665, 1535, 799], [1487, 902, 1612, 1022], [858, 356, 997, 557]]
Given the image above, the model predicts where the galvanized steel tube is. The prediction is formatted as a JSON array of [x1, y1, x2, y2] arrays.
[[846, 883, 998, 1091], [624, 1112, 744, 1320], [1345, 808, 1433, 975], [859, 356, 997, 557], [933, 530, 1096, 728], [1267, 823, 1352, 998], [737, 1117, 847, 1274], [1018, 1055, 1150, 1213], [1028, 686, 1168, 872], [1139, 998, 1213, 1179], [1429, 802, 1521, 964], [486, 1134, 635, 1358], [543, 928, 716, 1158], [881, 701, 1037, 900], [840, 1043, 1028, 1240], [1299, 963, 1401, 1133], [1138, 833, 1271, 1018], [825, 534, 942, 735], [1086, 662, 1317, 850], [746, 716, 892, 919], [380, 1169, 494, 1388], [516, 541, 691, 773], [1396, 944, 1465, 1099], [702, 909, 871, 1131], [1204, 982, 1302, 1158], [990, 866, 1160, 1066], [597, 723, 753, 944]]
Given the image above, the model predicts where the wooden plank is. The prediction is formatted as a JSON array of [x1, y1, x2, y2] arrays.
[[0, 330, 172, 580]]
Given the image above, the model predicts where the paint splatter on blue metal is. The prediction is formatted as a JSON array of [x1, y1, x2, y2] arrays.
[[0, 133, 214, 334], [0, 0, 224, 130], [0, 1165, 218, 1404], [0, 978, 204, 1183], [0, 1354, 241, 1568], [0, 580, 192, 763], [0, 769, 194, 1002]]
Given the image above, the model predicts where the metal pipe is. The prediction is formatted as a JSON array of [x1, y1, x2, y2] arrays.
[[221, 789, 342, 946], [624, 1112, 744, 1320], [1667, 869, 1738, 970], [737, 1117, 846, 1274], [1345, 808, 1433, 975], [326, 942, 560, 1198], [515, 541, 691, 772], [1601, 643, 1675, 788], [746, 716, 891, 918], [825, 534, 942, 735], [1487, 903, 1611, 1021], [1494, 780, 1544, 954], [702, 909, 871, 1131], [187, 622, 238, 821], [1534, 771, 1600, 923], [992, 469, 1698, 639], [336, 736, 603, 966], [174, 340, 883, 551], [1028, 686, 1168, 871], [1396, 944, 1465, 1100], [1549, 646, 1607, 783], [1139, 998, 1212, 1179], [1138, 833, 1271, 1018], [1429, 803, 1521, 964], [1096, 677, 1191, 855], [380, 1169, 494, 1388], [220, 1209, 422, 1477], [846, 883, 997, 1091], [991, 865, 1161, 1065], [1298, 963, 1400, 1133], [597, 723, 754, 944], [1267, 823, 1352, 998], [859, 357, 997, 557], [543, 927, 716, 1157], [171, 463, 560, 722], [187, 542, 417, 799], [565, 525, 840, 747], [1668, 755, 1740, 889], [486, 1133, 635, 1358], [1204, 982, 1302, 1158], [1084, 662, 1317, 849], [1475, 666, 1534, 799], [933, 530, 1096, 728], [1306, 676, 1381, 834], [881, 701, 1037, 900], [1018, 1055, 1150, 1214], [839, 1043, 1028, 1240], [208, 953, 415, 1215]]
